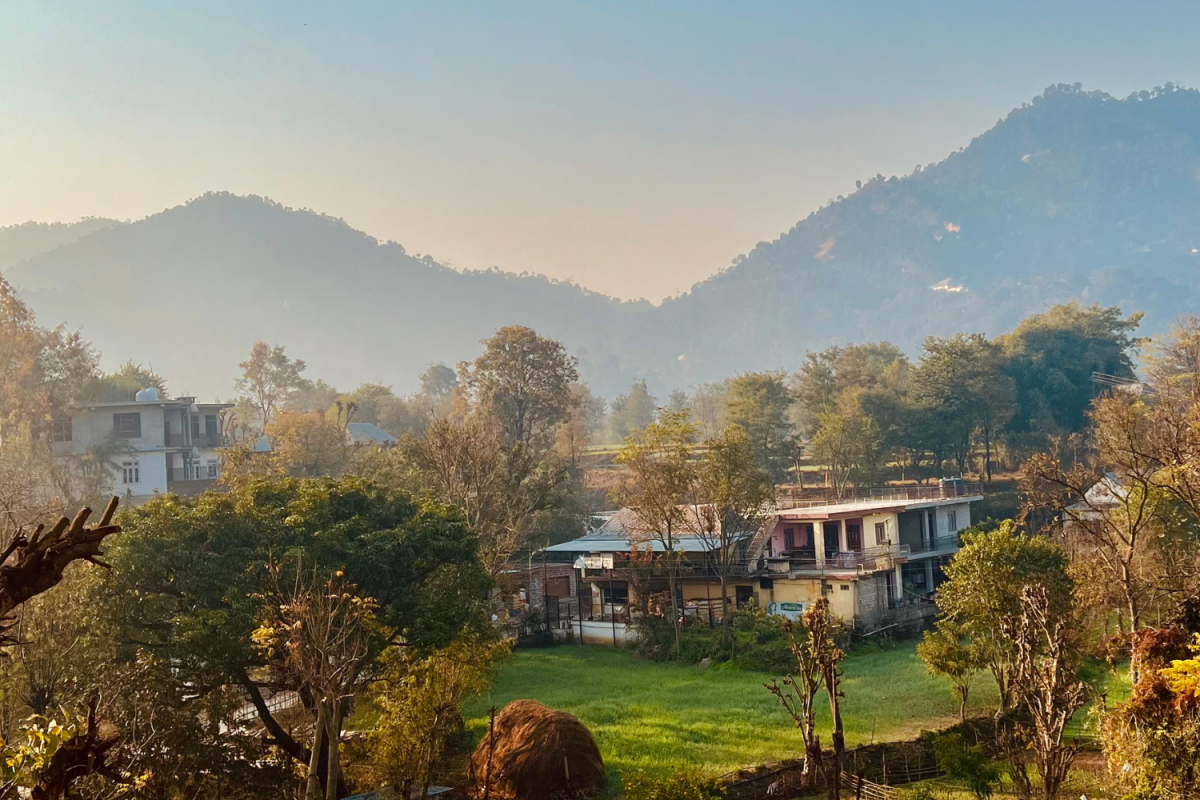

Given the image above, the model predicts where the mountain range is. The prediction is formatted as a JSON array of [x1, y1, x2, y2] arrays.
[[5, 83, 1200, 400]]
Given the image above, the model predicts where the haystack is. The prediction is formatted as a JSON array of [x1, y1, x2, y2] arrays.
[[467, 700, 605, 800]]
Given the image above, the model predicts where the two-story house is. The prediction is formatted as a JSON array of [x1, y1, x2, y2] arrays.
[[51, 388, 233, 503], [545, 482, 982, 629], [754, 483, 981, 627]]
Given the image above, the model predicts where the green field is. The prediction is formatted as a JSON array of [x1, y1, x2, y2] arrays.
[[464, 642, 1001, 781]]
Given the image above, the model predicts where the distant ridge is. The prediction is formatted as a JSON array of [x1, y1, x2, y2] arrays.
[[8, 84, 1200, 398]]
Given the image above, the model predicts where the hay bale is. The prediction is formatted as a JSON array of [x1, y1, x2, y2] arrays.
[[467, 700, 605, 800]]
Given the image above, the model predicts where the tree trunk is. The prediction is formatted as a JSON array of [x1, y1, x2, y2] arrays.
[[826, 674, 844, 800], [325, 699, 342, 800], [958, 685, 968, 723], [984, 425, 992, 483], [719, 573, 729, 626], [306, 701, 327, 800], [668, 562, 681, 654]]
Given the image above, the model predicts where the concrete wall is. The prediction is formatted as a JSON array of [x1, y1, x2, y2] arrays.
[[71, 405, 168, 451], [575, 619, 634, 646], [107, 450, 169, 498]]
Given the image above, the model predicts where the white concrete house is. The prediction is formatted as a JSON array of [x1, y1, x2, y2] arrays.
[[51, 388, 233, 503]]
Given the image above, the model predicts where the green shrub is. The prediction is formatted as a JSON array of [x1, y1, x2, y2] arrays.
[[932, 732, 1002, 800], [624, 769, 726, 800]]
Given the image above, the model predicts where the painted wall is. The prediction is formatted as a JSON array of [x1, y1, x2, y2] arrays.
[[70, 404, 168, 451], [106, 450, 169, 498]]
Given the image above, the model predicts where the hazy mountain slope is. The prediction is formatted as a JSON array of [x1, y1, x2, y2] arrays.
[[623, 84, 1200, 390], [7, 194, 647, 399], [9, 84, 1200, 400], [0, 218, 122, 272]]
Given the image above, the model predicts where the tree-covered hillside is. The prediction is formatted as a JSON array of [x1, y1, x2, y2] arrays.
[[7, 84, 1200, 398]]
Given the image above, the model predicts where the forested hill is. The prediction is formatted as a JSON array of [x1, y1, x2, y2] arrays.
[[0, 218, 122, 272], [7, 84, 1200, 398], [5, 194, 647, 398], [623, 83, 1200, 391]]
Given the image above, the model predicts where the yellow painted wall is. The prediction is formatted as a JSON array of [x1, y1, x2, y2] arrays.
[[765, 577, 859, 624]]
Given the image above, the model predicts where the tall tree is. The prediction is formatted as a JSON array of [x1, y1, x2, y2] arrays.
[[609, 379, 658, 441], [691, 381, 729, 440], [912, 333, 1014, 478], [936, 521, 1073, 716], [457, 326, 578, 450], [1001, 302, 1141, 435], [236, 342, 312, 432], [694, 425, 773, 624], [809, 390, 883, 497], [614, 410, 698, 653], [724, 372, 793, 482]]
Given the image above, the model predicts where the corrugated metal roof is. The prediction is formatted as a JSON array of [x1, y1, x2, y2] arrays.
[[346, 422, 398, 445], [544, 506, 751, 554]]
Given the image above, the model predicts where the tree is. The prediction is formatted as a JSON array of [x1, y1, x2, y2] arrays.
[[288, 379, 341, 415], [254, 563, 376, 800], [457, 326, 578, 450], [665, 389, 690, 416], [691, 381, 729, 440], [1001, 586, 1087, 800], [764, 598, 845, 797], [1001, 302, 1141, 435], [368, 635, 506, 800], [614, 411, 698, 653], [936, 521, 1073, 716], [104, 477, 490, 791], [809, 391, 883, 497], [400, 415, 576, 578], [264, 410, 351, 477], [790, 343, 908, 437], [610, 380, 658, 441], [724, 372, 793, 482], [912, 333, 1013, 478], [918, 625, 986, 722], [235, 342, 312, 432], [418, 363, 458, 401], [80, 361, 168, 403], [694, 426, 773, 625], [1020, 393, 1184, 642]]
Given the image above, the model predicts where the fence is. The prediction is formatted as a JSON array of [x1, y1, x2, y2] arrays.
[[777, 483, 983, 510]]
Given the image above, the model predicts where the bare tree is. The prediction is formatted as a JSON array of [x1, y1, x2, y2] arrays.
[[614, 411, 698, 653], [1001, 586, 1088, 800], [764, 598, 845, 798], [693, 425, 773, 625], [254, 562, 376, 800]]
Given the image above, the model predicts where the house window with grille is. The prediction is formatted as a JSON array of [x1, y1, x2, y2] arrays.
[[875, 521, 888, 545], [947, 511, 958, 533], [52, 416, 72, 442], [190, 416, 201, 439], [113, 412, 141, 438], [206, 460, 219, 479], [121, 461, 139, 485]]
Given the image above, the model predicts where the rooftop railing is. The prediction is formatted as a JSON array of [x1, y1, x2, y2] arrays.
[[776, 482, 982, 511]]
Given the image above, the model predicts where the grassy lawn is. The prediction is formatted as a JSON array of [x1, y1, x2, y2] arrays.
[[464, 641, 1000, 782]]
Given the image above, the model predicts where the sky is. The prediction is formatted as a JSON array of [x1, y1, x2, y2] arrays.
[[3, 2, 1200, 303]]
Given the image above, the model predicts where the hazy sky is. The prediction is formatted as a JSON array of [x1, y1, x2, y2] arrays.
[[3, 2, 1199, 302]]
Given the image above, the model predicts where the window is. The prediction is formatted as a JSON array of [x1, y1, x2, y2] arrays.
[[840, 584, 850, 591], [52, 416, 72, 442], [113, 412, 142, 438], [205, 414, 218, 440], [190, 416, 201, 439], [947, 511, 958, 533], [784, 527, 795, 549], [206, 460, 219, 479], [121, 460, 139, 485], [875, 522, 887, 545]]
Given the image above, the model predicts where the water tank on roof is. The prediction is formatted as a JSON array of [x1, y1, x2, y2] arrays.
[[135, 387, 159, 402]]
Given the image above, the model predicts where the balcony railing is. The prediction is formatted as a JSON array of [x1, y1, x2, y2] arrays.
[[909, 534, 961, 554], [765, 543, 912, 575], [776, 482, 983, 510], [164, 433, 224, 448]]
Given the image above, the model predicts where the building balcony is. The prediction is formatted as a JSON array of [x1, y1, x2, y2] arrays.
[[765, 543, 911, 576], [907, 535, 961, 554], [164, 433, 225, 448]]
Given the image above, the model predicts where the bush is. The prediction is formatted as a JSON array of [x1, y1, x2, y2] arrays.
[[630, 606, 795, 672], [624, 769, 726, 800], [932, 733, 1002, 800]]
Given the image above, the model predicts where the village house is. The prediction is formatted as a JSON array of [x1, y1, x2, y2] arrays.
[[546, 481, 982, 631], [51, 388, 233, 503]]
